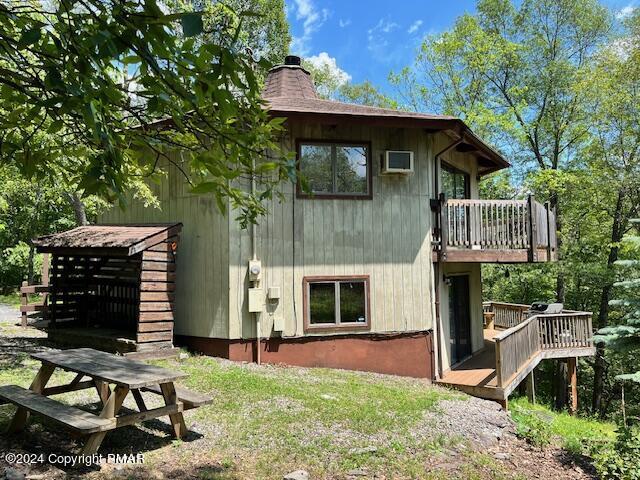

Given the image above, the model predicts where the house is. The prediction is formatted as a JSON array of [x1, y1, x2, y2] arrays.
[[91, 56, 594, 406]]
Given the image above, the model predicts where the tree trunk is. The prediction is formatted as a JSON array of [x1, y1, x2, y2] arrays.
[[592, 188, 626, 414], [553, 359, 568, 410], [27, 244, 35, 285], [65, 191, 88, 226]]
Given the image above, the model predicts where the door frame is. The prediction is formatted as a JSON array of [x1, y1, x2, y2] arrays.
[[447, 272, 472, 367]]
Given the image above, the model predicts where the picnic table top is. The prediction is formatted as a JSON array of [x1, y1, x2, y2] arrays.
[[31, 348, 186, 389]]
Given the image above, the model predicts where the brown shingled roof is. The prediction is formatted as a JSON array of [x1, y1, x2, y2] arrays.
[[261, 59, 509, 175]]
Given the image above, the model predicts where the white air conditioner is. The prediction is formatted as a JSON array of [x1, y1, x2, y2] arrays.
[[381, 150, 414, 174]]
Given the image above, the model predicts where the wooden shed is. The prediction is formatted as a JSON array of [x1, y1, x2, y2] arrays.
[[32, 224, 182, 358]]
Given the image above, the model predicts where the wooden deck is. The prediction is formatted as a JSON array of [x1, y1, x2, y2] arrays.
[[437, 329, 595, 401], [438, 331, 505, 400]]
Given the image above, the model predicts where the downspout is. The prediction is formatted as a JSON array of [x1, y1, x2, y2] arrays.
[[251, 158, 261, 365], [431, 134, 463, 380]]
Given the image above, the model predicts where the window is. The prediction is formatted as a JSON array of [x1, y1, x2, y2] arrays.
[[304, 276, 370, 331], [297, 141, 371, 198], [441, 162, 470, 199]]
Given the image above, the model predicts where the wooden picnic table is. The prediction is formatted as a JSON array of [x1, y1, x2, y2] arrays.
[[0, 348, 211, 455]]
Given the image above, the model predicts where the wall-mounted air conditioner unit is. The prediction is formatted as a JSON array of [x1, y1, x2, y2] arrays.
[[381, 150, 414, 174]]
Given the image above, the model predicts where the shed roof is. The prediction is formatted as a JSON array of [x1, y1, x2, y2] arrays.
[[33, 224, 182, 256]]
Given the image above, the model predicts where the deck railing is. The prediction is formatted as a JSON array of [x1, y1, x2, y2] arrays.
[[483, 301, 530, 328], [436, 195, 557, 261], [489, 303, 594, 387]]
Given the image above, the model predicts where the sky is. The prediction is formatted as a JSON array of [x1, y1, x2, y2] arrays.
[[285, 0, 638, 95]]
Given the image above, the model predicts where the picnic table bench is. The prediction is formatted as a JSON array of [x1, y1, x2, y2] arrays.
[[0, 348, 212, 454]]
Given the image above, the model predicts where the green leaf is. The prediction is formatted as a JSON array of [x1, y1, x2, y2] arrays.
[[18, 28, 41, 48], [181, 13, 203, 37], [47, 120, 64, 134], [190, 181, 218, 194], [121, 55, 141, 64]]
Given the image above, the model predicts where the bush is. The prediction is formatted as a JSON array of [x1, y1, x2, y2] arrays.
[[593, 426, 640, 480], [0, 242, 42, 293]]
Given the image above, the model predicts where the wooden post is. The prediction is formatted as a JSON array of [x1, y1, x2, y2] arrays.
[[20, 281, 28, 327], [526, 371, 536, 404], [545, 201, 552, 262], [439, 193, 448, 262], [527, 195, 538, 262], [495, 340, 503, 387], [41, 253, 50, 286], [160, 382, 187, 439], [568, 357, 578, 414], [82, 384, 129, 455]]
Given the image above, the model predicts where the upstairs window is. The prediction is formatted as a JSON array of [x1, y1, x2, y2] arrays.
[[304, 276, 370, 331], [297, 141, 371, 198], [442, 162, 470, 200]]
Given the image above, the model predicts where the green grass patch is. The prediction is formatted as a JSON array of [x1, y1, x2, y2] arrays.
[[0, 291, 22, 307], [151, 354, 464, 478], [0, 291, 40, 308], [510, 397, 616, 454]]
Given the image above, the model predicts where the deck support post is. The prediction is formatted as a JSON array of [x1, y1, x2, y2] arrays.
[[498, 398, 508, 411], [568, 357, 578, 414], [526, 371, 536, 404]]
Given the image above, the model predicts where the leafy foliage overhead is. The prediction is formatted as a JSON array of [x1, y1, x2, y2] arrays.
[[0, 0, 294, 227]]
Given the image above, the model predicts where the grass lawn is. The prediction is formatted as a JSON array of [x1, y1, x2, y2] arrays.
[[0, 315, 616, 479], [0, 348, 528, 480], [0, 291, 22, 308]]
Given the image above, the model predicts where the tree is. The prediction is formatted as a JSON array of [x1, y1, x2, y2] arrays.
[[0, 164, 110, 287], [303, 57, 397, 108], [595, 220, 640, 385], [575, 10, 640, 414], [393, 0, 610, 298], [0, 0, 292, 228], [393, 0, 611, 409], [173, 0, 290, 66]]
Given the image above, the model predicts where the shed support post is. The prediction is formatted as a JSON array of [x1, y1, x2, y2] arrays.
[[568, 357, 578, 415]]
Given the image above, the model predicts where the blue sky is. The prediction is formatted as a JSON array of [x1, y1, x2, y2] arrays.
[[286, 0, 638, 95]]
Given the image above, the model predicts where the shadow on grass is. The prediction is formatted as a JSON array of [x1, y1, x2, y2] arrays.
[[0, 403, 206, 476]]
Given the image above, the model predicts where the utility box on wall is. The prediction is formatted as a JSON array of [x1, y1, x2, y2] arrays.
[[248, 287, 264, 312]]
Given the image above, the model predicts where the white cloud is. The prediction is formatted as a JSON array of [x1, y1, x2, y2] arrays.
[[290, 0, 329, 56], [367, 18, 400, 61], [305, 52, 352, 85], [339, 18, 351, 28], [616, 3, 636, 19], [407, 20, 423, 34]]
